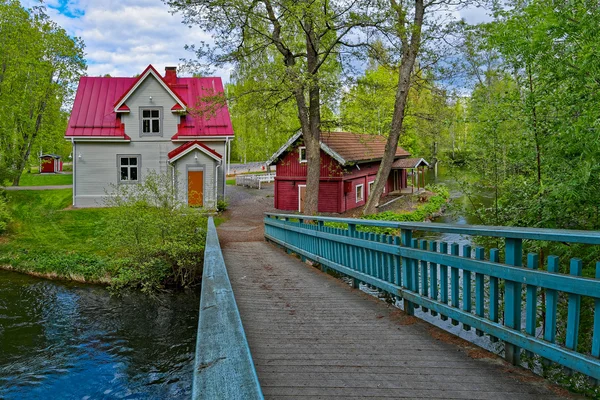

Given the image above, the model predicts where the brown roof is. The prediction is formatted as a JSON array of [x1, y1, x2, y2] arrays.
[[391, 157, 429, 169], [320, 132, 410, 163]]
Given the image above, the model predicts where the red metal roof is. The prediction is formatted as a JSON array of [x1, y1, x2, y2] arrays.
[[167, 140, 222, 161], [65, 65, 234, 139]]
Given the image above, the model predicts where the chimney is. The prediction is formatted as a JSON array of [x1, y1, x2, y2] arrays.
[[165, 66, 177, 85]]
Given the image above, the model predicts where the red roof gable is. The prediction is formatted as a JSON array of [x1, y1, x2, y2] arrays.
[[65, 65, 234, 139], [168, 140, 222, 161]]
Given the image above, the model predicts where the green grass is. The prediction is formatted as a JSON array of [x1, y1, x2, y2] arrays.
[[226, 178, 236, 185], [0, 189, 121, 282], [17, 173, 72, 186]]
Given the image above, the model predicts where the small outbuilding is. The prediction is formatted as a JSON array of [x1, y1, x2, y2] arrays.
[[267, 131, 428, 213], [39, 154, 63, 173]]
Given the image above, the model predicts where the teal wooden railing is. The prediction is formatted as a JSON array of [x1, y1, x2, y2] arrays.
[[193, 217, 263, 399], [264, 213, 600, 380]]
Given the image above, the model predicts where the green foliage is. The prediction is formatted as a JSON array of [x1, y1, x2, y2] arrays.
[[104, 170, 207, 290], [0, 1, 86, 185], [0, 191, 11, 233], [217, 198, 229, 212]]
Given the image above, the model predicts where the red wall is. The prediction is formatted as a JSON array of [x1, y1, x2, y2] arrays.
[[276, 147, 343, 179], [275, 179, 340, 212], [40, 157, 55, 173]]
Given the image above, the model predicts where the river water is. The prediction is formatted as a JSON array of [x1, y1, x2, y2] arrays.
[[0, 270, 199, 399]]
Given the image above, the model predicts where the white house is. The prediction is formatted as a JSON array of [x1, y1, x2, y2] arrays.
[[65, 65, 234, 208]]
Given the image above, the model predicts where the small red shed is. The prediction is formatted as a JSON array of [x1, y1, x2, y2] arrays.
[[39, 154, 63, 173], [267, 131, 426, 213]]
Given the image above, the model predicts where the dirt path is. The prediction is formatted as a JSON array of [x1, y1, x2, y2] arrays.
[[218, 183, 276, 245]]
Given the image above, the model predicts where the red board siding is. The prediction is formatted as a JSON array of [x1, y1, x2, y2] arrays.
[[318, 181, 340, 213], [276, 147, 343, 178], [40, 157, 55, 173], [275, 180, 299, 211]]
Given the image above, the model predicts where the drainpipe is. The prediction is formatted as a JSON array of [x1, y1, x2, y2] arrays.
[[171, 161, 176, 202], [215, 160, 222, 209], [72, 139, 75, 207]]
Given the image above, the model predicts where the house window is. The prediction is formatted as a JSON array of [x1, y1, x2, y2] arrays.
[[368, 181, 374, 194], [140, 107, 162, 136], [356, 184, 364, 202], [298, 146, 307, 163], [118, 155, 141, 183]]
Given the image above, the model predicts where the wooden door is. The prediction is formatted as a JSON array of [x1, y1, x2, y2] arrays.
[[298, 185, 306, 212], [393, 170, 399, 191], [188, 171, 204, 207]]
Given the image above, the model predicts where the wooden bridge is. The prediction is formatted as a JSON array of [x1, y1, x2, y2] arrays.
[[192, 213, 600, 399]]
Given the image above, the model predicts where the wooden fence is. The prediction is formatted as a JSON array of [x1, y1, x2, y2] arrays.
[[235, 173, 276, 189], [264, 213, 600, 380]]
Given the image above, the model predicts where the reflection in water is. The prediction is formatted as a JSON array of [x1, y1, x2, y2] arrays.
[[0, 270, 199, 399]]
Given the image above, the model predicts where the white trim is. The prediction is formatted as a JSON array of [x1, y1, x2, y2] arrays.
[[298, 146, 307, 163], [68, 137, 130, 142], [113, 67, 186, 113], [266, 131, 347, 166], [298, 184, 307, 212], [169, 143, 222, 163], [356, 184, 364, 203], [172, 136, 234, 142]]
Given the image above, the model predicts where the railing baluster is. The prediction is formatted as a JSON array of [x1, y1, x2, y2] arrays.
[[401, 229, 414, 316], [593, 262, 600, 360], [394, 236, 402, 290], [489, 248, 500, 342], [439, 242, 449, 321], [462, 244, 472, 331], [411, 238, 420, 309], [420, 240, 429, 313], [450, 243, 460, 326], [475, 247, 485, 337], [429, 241, 438, 317], [566, 258, 583, 352], [525, 253, 539, 357], [543, 255, 559, 354], [349, 224, 360, 289], [386, 235, 393, 283], [504, 237, 523, 365]]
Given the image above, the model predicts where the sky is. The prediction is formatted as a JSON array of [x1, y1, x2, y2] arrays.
[[23, 0, 493, 81]]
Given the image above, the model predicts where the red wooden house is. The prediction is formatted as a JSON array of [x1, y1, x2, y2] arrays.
[[39, 154, 63, 173], [267, 131, 426, 213]]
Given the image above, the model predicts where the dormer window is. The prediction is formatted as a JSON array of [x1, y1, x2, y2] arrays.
[[298, 146, 307, 163], [140, 107, 163, 136]]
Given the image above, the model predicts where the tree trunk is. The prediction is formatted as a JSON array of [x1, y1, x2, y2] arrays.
[[363, 0, 425, 215]]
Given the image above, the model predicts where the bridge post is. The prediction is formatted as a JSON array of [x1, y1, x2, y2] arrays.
[[504, 238, 523, 365], [401, 229, 414, 316]]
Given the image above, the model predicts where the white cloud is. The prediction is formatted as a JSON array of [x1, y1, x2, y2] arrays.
[[23, 0, 215, 78]]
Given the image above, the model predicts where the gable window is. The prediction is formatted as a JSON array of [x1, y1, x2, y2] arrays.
[[356, 184, 364, 202], [118, 155, 141, 183], [298, 146, 307, 163], [140, 107, 162, 136]]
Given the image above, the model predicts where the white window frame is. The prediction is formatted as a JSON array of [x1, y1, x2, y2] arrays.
[[298, 146, 307, 163], [298, 184, 307, 212], [368, 180, 374, 194], [356, 184, 364, 202], [117, 154, 141, 183], [139, 106, 163, 136]]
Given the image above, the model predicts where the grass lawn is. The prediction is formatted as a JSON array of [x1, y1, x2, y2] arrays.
[[226, 178, 236, 185], [17, 173, 72, 186], [0, 189, 121, 282]]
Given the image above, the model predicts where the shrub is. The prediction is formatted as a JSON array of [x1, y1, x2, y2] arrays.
[[217, 198, 229, 212], [0, 191, 11, 233], [104, 171, 207, 290]]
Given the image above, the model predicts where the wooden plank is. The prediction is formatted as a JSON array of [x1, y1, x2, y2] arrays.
[[450, 243, 460, 326], [566, 258, 583, 351], [429, 241, 438, 317], [420, 240, 429, 313], [504, 237, 523, 365], [462, 245, 472, 331], [439, 242, 449, 321], [474, 247, 485, 337], [525, 253, 539, 357]]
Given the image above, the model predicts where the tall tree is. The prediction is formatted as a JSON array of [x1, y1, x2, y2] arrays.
[[0, 0, 86, 185], [362, 0, 478, 215], [166, 0, 375, 214]]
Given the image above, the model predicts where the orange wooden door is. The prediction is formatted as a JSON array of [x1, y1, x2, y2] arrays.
[[188, 171, 204, 207], [299, 185, 306, 212]]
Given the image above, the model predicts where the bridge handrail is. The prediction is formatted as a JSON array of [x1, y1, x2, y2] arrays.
[[264, 212, 600, 381], [193, 217, 263, 400]]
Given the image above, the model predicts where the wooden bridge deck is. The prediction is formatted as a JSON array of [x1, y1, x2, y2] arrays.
[[221, 240, 569, 399]]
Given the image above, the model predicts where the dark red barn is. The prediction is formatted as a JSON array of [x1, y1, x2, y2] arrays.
[[267, 131, 426, 213], [39, 154, 63, 173]]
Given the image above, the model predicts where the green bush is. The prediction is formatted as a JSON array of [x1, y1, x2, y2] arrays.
[[0, 192, 11, 233], [217, 198, 229, 212], [104, 171, 207, 290]]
